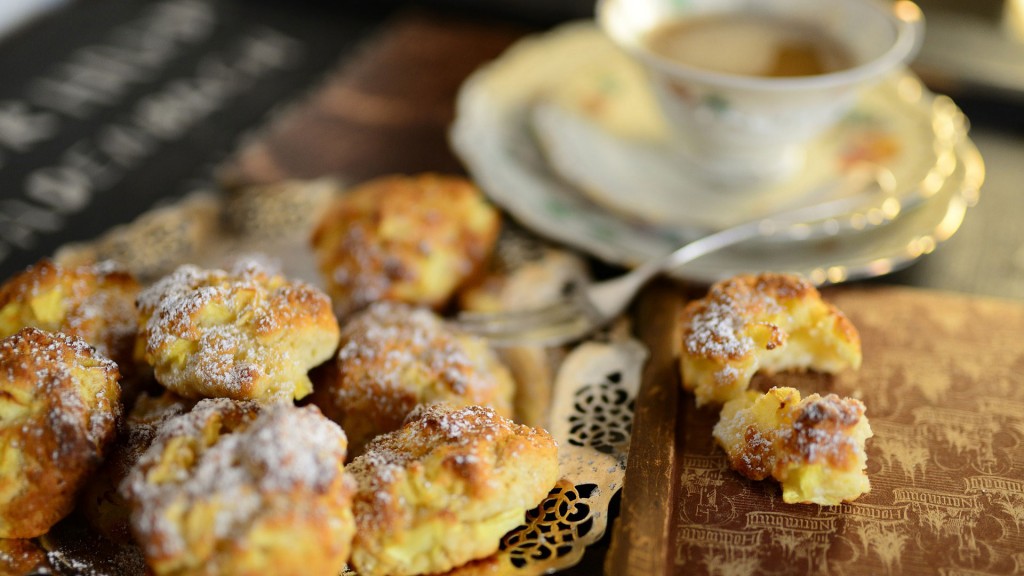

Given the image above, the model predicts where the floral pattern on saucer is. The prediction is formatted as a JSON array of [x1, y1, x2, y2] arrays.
[[450, 22, 982, 284], [529, 29, 963, 231]]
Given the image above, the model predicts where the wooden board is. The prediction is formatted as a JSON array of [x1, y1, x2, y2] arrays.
[[609, 285, 1024, 575]]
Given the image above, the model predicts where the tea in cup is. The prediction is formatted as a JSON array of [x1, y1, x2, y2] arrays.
[[597, 0, 924, 185]]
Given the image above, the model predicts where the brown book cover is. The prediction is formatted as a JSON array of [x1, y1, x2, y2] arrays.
[[609, 284, 1024, 575]]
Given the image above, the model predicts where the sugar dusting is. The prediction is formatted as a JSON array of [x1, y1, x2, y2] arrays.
[[121, 399, 348, 558], [44, 540, 147, 576], [332, 303, 509, 424], [328, 221, 398, 313], [67, 261, 139, 364], [310, 174, 500, 320], [347, 403, 548, 529], [0, 259, 140, 369], [685, 299, 759, 359], [1, 327, 119, 449], [683, 274, 814, 361], [716, 388, 868, 486], [780, 393, 865, 468], [337, 303, 483, 394], [136, 263, 335, 397], [1, 326, 103, 365]]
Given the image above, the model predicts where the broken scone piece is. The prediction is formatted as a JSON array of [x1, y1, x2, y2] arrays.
[[679, 273, 861, 406], [713, 387, 872, 505]]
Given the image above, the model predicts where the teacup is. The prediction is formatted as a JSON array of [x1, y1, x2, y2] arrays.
[[597, 0, 924, 186]]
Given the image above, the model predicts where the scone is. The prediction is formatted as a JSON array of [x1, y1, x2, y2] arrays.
[[713, 387, 872, 504], [80, 391, 194, 542], [310, 173, 501, 318], [0, 259, 142, 391], [311, 302, 515, 455], [136, 261, 340, 402], [0, 327, 121, 538], [121, 399, 355, 576], [679, 273, 861, 406], [347, 403, 559, 576]]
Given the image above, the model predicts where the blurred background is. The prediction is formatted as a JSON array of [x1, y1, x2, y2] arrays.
[[0, 0, 64, 36], [0, 0, 1022, 297]]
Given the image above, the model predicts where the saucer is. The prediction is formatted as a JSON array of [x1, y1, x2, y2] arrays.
[[531, 33, 965, 231], [450, 22, 984, 283]]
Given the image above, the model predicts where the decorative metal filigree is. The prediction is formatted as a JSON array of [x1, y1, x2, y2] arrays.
[[501, 481, 598, 568], [567, 370, 635, 455]]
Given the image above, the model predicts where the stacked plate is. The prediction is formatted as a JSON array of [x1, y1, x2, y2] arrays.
[[450, 23, 984, 285]]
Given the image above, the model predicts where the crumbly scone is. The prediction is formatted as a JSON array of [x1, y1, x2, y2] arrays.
[[0, 259, 141, 382], [80, 391, 194, 542], [310, 173, 501, 318], [136, 261, 340, 402], [312, 302, 514, 455], [713, 387, 872, 505], [679, 273, 861, 406], [347, 403, 559, 576], [121, 399, 355, 576], [0, 327, 121, 538]]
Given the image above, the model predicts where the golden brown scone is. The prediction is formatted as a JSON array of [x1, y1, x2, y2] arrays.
[[121, 398, 355, 576], [679, 273, 861, 406], [713, 387, 872, 505], [136, 261, 340, 402], [0, 327, 121, 538], [0, 259, 142, 387], [311, 302, 514, 455], [310, 173, 501, 318], [348, 403, 559, 576], [80, 391, 194, 542]]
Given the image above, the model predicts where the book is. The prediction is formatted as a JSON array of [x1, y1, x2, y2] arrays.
[[610, 283, 1024, 575]]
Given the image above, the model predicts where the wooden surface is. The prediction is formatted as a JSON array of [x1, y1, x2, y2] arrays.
[[218, 9, 532, 187], [605, 281, 685, 576], [609, 285, 1024, 575]]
